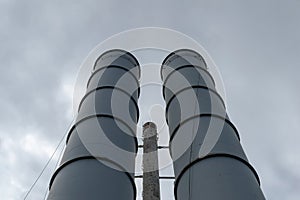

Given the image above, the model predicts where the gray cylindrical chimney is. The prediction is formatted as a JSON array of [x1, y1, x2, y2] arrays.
[[47, 49, 140, 200], [161, 49, 265, 200]]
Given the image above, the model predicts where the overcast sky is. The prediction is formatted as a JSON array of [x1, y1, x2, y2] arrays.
[[0, 0, 300, 200]]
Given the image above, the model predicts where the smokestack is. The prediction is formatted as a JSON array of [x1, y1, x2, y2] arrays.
[[161, 49, 265, 199], [47, 49, 140, 199], [142, 122, 160, 200]]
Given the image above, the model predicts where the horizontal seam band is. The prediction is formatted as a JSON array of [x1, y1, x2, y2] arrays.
[[77, 86, 139, 122], [160, 49, 208, 80], [162, 65, 215, 87], [86, 65, 140, 93], [169, 114, 240, 145], [93, 49, 140, 78], [164, 85, 226, 125], [66, 114, 138, 152]]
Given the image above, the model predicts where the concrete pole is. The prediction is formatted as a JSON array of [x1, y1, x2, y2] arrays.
[[142, 122, 160, 200]]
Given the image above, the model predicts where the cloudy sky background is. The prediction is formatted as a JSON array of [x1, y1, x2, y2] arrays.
[[0, 0, 300, 199]]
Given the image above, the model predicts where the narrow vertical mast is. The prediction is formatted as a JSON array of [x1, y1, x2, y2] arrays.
[[142, 122, 161, 200]]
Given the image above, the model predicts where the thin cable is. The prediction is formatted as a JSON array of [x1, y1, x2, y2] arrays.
[[23, 130, 68, 200], [42, 142, 66, 200]]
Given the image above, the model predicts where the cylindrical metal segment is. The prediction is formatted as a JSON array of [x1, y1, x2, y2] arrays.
[[86, 66, 140, 100], [47, 49, 140, 200], [48, 159, 135, 200], [62, 117, 137, 172], [165, 87, 228, 135], [94, 49, 140, 78], [163, 66, 215, 102], [176, 156, 265, 200], [77, 88, 138, 130], [161, 49, 207, 80], [161, 49, 265, 200], [170, 116, 246, 176]]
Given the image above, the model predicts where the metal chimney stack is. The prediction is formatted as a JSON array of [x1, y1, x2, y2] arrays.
[[47, 49, 140, 199], [161, 49, 265, 199]]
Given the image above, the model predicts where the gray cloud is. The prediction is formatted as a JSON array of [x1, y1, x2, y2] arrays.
[[0, 0, 299, 199]]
